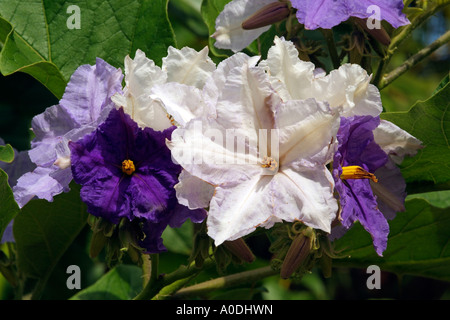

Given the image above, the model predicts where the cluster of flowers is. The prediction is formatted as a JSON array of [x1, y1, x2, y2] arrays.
[[1, 0, 421, 260]]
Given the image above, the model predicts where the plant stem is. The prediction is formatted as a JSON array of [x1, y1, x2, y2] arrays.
[[321, 29, 341, 69], [133, 257, 215, 300], [379, 30, 450, 89], [374, 1, 450, 88], [171, 266, 278, 299]]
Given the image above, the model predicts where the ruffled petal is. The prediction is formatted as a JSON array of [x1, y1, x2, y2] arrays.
[[13, 167, 68, 208], [163, 46, 216, 89], [311, 64, 382, 117], [260, 36, 316, 101]]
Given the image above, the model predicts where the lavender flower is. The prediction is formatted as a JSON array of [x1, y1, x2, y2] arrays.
[[13, 59, 123, 208], [213, 0, 409, 51], [69, 107, 205, 253], [291, 0, 410, 30]]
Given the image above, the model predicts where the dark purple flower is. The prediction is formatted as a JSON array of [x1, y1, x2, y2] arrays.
[[332, 115, 394, 256], [69, 107, 206, 253], [291, 0, 410, 30]]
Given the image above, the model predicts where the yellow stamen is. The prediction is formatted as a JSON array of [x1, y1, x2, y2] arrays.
[[340, 165, 378, 183], [260, 156, 279, 172], [122, 159, 136, 175]]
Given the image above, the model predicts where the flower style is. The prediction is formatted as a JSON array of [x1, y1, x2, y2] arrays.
[[331, 116, 421, 256], [69, 107, 206, 253], [212, 0, 409, 51], [164, 55, 340, 246], [13, 59, 123, 208]]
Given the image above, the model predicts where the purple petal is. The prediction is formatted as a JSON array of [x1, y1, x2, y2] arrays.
[[16, 59, 123, 208], [335, 116, 388, 172], [291, 0, 409, 30], [335, 178, 389, 256], [333, 116, 392, 256]]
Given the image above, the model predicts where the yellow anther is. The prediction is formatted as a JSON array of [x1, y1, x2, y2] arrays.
[[122, 159, 136, 175], [261, 156, 279, 172], [340, 165, 378, 183]]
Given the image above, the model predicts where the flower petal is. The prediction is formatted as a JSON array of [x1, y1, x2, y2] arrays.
[[260, 36, 316, 101], [291, 0, 409, 30], [150, 83, 205, 127], [212, 0, 274, 52], [162, 46, 215, 89], [373, 119, 423, 164], [311, 64, 382, 117], [276, 99, 339, 168], [274, 167, 338, 233], [175, 170, 215, 210], [207, 174, 274, 245]]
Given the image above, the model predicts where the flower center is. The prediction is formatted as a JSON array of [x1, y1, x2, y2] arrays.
[[340, 165, 378, 183], [260, 156, 278, 172], [122, 159, 136, 175]]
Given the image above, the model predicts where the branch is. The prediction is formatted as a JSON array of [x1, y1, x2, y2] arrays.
[[379, 29, 450, 89], [171, 266, 278, 299], [373, 0, 450, 88]]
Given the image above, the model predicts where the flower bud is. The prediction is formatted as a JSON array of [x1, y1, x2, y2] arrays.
[[223, 238, 255, 263], [241, 2, 290, 30], [280, 230, 312, 279], [354, 18, 391, 46]]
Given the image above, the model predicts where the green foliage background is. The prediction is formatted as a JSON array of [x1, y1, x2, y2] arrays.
[[0, 0, 449, 300]]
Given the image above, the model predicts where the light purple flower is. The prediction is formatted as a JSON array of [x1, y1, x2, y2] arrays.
[[291, 0, 410, 30], [0, 139, 35, 243], [69, 107, 206, 253], [213, 0, 409, 51], [13, 59, 123, 208]]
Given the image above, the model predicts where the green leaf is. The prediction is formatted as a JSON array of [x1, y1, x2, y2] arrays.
[[0, 143, 14, 163], [0, 169, 19, 241], [334, 198, 450, 282], [70, 264, 143, 300], [406, 190, 450, 209], [0, 0, 176, 99], [381, 81, 450, 185], [162, 220, 194, 255], [13, 183, 88, 298]]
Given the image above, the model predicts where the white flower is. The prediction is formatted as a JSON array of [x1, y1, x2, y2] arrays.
[[212, 0, 275, 52], [162, 54, 340, 246], [261, 36, 383, 117], [112, 47, 216, 131]]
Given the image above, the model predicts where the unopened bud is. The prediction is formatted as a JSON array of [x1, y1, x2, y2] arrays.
[[280, 232, 312, 279], [242, 2, 290, 30], [354, 18, 391, 46], [223, 238, 255, 263]]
